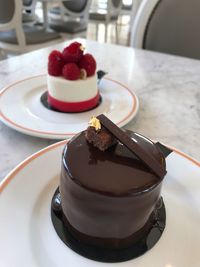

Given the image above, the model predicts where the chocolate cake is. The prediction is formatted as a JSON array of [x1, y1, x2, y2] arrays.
[[59, 115, 167, 250]]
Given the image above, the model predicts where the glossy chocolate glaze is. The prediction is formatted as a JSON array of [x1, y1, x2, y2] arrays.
[[51, 190, 166, 262], [60, 130, 166, 248]]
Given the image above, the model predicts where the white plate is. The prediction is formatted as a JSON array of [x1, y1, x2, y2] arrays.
[[0, 75, 139, 139], [0, 141, 200, 267]]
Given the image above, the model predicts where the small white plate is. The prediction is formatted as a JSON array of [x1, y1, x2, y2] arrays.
[[0, 142, 200, 267], [0, 75, 139, 139]]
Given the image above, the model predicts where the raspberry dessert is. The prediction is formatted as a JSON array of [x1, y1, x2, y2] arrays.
[[47, 42, 99, 112]]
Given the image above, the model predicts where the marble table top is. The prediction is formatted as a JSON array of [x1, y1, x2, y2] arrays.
[[0, 39, 199, 181]]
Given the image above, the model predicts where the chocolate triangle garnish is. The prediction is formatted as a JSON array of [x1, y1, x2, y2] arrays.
[[97, 114, 166, 178], [97, 70, 107, 82], [155, 142, 172, 158]]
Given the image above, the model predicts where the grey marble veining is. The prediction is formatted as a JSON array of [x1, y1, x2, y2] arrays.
[[0, 39, 199, 182]]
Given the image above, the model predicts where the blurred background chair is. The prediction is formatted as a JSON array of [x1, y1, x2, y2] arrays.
[[22, 0, 38, 25], [120, 0, 132, 17], [0, 0, 62, 55], [89, 0, 122, 43], [118, 0, 133, 33], [48, 2, 66, 22], [131, 0, 200, 59], [49, 0, 92, 38]]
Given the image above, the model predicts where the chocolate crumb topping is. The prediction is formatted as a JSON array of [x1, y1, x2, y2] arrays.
[[85, 126, 117, 151]]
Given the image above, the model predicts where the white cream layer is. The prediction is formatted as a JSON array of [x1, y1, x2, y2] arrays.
[[47, 74, 98, 102]]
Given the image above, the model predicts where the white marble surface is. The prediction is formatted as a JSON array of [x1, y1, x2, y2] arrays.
[[0, 39, 199, 181]]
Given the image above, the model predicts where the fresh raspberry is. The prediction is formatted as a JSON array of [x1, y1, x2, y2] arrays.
[[62, 63, 80, 80], [48, 50, 63, 62], [48, 50, 64, 76], [62, 42, 84, 63], [78, 54, 96, 77]]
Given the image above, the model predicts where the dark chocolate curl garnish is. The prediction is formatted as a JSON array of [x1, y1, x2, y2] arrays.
[[97, 114, 166, 178], [97, 70, 107, 84], [85, 126, 117, 151], [155, 142, 172, 158]]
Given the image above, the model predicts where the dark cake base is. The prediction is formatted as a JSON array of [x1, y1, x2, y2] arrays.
[[51, 188, 166, 263], [40, 92, 102, 114]]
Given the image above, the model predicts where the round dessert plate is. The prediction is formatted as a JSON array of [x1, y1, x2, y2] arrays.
[[0, 74, 139, 139], [0, 142, 200, 267]]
